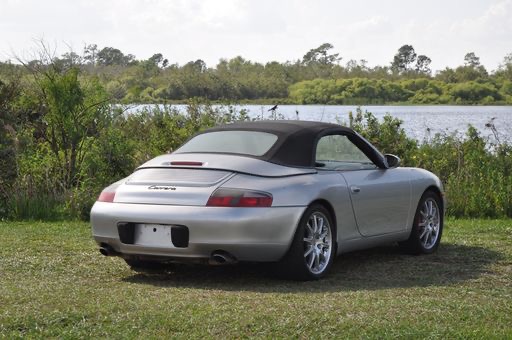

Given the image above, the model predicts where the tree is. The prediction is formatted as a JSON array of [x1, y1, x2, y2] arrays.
[[436, 53, 488, 82], [18, 43, 112, 188], [83, 44, 98, 65], [97, 47, 135, 66], [301, 43, 342, 79], [391, 45, 417, 73], [57, 51, 82, 70], [148, 53, 169, 68], [450, 81, 500, 103], [504, 53, 512, 65], [190, 59, 207, 73], [140, 53, 169, 77], [415, 55, 432, 75], [40, 67, 110, 187], [302, 43, 341, 66], [495, 53, 512, 81], [345, 59, 370, 78], [464, 52, 480, 67]]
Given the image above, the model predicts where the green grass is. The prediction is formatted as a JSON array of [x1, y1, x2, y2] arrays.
[[1, 219, 511, 338]]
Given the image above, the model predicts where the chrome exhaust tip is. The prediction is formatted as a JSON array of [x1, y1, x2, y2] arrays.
[[99, 243, 116, 256], [209, 250, 237, 265]]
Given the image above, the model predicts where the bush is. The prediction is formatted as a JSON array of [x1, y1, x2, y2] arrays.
[[348, 108, 418, 165], [349, 111, 512, 218], [450, 81, 501, 103], [5, 93, 512, 219]]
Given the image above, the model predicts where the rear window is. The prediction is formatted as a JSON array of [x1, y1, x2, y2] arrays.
[[176, 131, 278, 156]]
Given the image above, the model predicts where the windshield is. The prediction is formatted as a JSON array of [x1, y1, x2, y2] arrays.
[[176, 130, 279, 156]]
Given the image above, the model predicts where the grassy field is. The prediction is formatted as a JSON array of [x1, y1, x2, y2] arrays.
[[0, 219, 511, 338]]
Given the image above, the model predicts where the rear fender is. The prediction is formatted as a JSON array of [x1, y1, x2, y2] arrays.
[[223, 172, 361, 249]]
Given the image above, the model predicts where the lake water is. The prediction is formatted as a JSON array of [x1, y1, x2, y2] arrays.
[[132, 104, 512, 142], [240, 105, 512, 142]]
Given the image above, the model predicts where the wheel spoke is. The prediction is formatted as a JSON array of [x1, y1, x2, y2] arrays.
[[428, 228, 435, 244], [304, 246, 314, 257], [308, 253, 315, 268], [433, 228, 438, 237], [318, 251, 325, 265], [314, 253, 320, 269], [312, 216, 318, 233], [317, 217, 324, 231], [306, 222, 314, 235], [422, 233, 428, 246], [419, 228, 428, 239]]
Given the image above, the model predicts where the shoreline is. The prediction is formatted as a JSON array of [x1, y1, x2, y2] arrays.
[[116, 101, 512, 107]]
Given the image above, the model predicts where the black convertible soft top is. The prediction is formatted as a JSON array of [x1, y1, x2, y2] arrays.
[[182, 120, 387, 168]]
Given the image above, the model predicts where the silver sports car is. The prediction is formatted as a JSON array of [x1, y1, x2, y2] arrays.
[[91, 120, 444, 280]]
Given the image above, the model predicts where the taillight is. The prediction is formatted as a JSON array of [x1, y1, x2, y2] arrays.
[[206, 189, 272, 207], [97, 191, 116, 203]]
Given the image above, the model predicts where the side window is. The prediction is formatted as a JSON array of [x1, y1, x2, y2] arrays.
[[315, 134, 376, 170]]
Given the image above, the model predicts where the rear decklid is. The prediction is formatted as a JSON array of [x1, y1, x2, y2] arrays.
[[113, 153, 315, 206], [114, 167, 233, 206]]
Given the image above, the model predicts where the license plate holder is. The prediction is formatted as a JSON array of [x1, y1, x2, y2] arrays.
[[134, 224, 174, 247]]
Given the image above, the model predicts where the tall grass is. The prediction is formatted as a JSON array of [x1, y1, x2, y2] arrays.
[[6, 172, 69, 220], [4, 104, 512, 220], [9, 192, 66, 220]]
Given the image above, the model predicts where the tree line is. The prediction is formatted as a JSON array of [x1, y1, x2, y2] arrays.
[[1, 42, 512, 104]]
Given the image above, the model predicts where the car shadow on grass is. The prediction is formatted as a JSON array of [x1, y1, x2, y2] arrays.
[[121, 243, 502, 292]]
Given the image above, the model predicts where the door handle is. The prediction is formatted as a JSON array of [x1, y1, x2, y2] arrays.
[[350, 186, 361, 193]]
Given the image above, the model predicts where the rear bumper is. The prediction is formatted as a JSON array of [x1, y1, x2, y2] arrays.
[[90, 202, 306, 262]]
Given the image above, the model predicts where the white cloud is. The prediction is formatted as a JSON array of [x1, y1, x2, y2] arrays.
[[451, 0, 512, 39], [0, 0, 510, 71]]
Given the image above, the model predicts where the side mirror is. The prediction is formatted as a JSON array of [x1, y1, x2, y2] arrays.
[[384, 154, 401, 168]]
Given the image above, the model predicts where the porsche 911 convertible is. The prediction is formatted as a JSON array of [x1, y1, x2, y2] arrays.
[[91, 120, 444, 280]]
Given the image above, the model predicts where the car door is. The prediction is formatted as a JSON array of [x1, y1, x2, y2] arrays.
[[315, 134, 411, 237]]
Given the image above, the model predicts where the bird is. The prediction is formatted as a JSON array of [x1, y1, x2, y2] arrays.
[[268, 105, 278, 112], [485, 117, 497, 128]]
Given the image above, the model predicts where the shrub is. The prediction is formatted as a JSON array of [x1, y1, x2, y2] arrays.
[[347, 109, 511, 218]]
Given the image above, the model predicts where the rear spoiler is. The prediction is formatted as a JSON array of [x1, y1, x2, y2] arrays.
[[138, 153, 317, 178]]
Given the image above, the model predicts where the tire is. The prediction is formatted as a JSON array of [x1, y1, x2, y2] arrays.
[[277, 204, 336, 280], [400, 191, 443, 255], [124, 258, 171, 273]]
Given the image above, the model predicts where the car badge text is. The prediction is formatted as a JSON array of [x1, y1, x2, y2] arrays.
[[148, 185, 177, 191]]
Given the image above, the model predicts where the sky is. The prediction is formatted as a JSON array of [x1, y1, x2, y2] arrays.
[[1, 0, 511, 72]]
